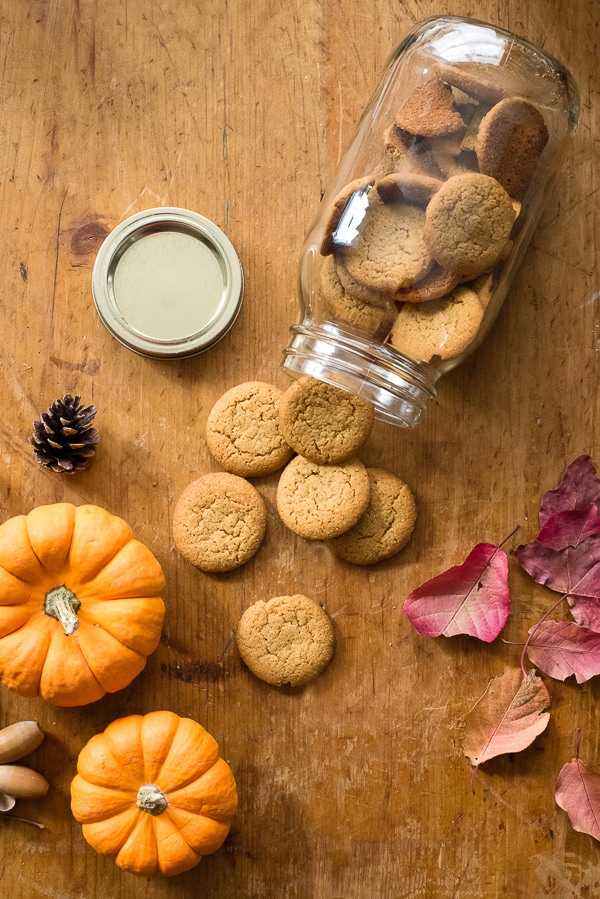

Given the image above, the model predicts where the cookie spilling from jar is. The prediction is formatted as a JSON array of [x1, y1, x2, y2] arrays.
[[319, 70, 549, 364]]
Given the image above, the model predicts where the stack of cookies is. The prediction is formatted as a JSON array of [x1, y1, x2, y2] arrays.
[[172, 376, 417, 572], [319, 68, 549, 365]]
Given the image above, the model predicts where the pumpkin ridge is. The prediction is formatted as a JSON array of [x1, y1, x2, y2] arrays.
[[73, 634, 104, 690], [161, 806, 198, 852], [69, 541, 133, 588], [74, 628, 146, 695]]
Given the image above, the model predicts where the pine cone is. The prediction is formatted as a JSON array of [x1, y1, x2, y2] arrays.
[[30, 395, 99, 473]]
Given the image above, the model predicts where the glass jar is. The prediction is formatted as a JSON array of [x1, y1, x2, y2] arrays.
[[282, 16, 580, 427]]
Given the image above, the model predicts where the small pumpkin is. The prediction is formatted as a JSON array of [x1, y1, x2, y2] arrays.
[[70, 711, 238, 877], [0, 503, 166, 706]]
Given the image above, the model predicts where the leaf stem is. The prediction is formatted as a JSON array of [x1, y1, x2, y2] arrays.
[[498, 524, 520, 550], [520, 592, 569, 678]]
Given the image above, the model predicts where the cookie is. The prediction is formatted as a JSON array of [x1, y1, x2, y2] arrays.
[[342, 197, 433, 292], [278, 375, 374, 464], [276, 455, 371, 540], [206, 382, 293, 478], [326, 467, 417, 565], [319, 255, 385, 333], [423, 173, 515, 278], [475, 97, 549, 195], [434, 63, 510, 105], [388, 285, 484, 362], [336, 256, 389, 307], [395, 75, 466, 138], [173, 472, 267, 572], [236, 594, 335, 687], [375, 171, 444, 205], [393, 263, 461, 304]]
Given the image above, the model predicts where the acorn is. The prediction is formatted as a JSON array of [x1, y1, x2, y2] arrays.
[[0, 721, 48, 803]]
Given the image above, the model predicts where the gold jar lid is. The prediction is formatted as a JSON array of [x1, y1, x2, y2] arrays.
[[92, 207, 244, 358]]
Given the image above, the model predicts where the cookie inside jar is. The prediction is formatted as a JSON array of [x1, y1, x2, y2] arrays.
[[285, 16, 579, 425]]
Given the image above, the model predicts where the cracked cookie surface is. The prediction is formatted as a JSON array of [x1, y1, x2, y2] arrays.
[[276, 454, 371, 540], [423, 173, 515, 278], [206, 381, 293, 477], [278, 375, 374, 464], [326, 467, 417, 565], [389, 285, 484, 362], [173, 472, 267, 571], [342, 197, 432, 292], [236, 594, 335, 686]]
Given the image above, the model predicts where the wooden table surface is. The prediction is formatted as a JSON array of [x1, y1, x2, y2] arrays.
[[0, 0, 598, 896]]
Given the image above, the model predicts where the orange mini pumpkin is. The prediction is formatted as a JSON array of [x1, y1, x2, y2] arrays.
[[0, 503, 166, 706], [71, 711, 238, 877]]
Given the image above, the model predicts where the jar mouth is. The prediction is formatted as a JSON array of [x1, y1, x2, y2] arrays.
[[282, 321, 439, 428]]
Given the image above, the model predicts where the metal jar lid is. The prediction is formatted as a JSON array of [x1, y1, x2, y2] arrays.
[[92, 207, 244, 358]]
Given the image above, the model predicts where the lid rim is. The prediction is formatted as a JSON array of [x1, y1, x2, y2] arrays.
[[92, 207, 244, 359]]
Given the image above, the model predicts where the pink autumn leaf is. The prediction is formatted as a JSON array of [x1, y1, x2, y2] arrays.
[[525, 620, 600, 683], [539, 455, 600, 527], [514, 522, 600, 597], [403, 543, 510, 642], [567, 552, 600, 630], [568, 588, 600, 633], [536, 505, 600, 551], [463, 666, 551, 768], [556, 755, 600, 841]]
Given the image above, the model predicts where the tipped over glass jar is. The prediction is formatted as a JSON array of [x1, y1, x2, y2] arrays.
[[282, 16, 580, 426]]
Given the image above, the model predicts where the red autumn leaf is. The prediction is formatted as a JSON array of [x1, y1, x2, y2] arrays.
[[525, 620, 600, 683], [462, 666, 551, 768], [537, 504, 600, 551], [555, 755, 600, 841], [403, 543, 510, 642], [515, 512, 600, 598], [568, 589, 600, 633], [539, 455, 600, 527]]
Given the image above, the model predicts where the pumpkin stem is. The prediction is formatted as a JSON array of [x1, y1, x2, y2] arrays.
[[136, 783, 169, 816], [43, 585, 81, 635]]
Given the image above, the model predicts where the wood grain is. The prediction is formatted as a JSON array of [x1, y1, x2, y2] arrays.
[[0, 0, 598, 896]]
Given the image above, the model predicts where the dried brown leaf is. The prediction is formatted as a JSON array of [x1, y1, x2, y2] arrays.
[[463, 666, 551, 768]]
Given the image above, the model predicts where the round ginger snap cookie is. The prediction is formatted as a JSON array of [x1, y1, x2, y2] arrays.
[[475, 97, 549, 196], [236, 593, 335, 687], [423, 173, 515, 278], [389, 285, 484, 363], [326, 467, 417, 565], [278, 375, 374, 464], [206, 381, 293, 478], [276, 454, 371, 540], [173, 472, 267, 572], [342, 197, 432, 293], [320, 255, 385, 333]]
